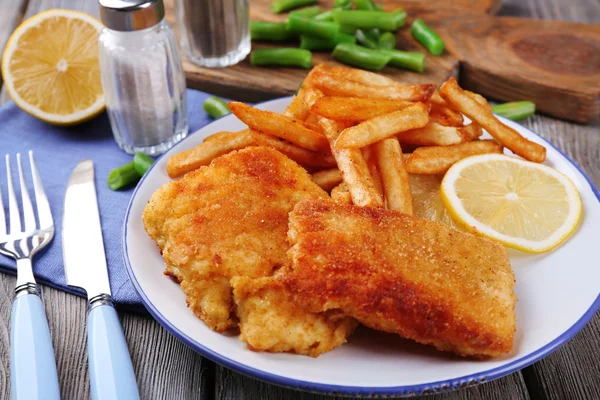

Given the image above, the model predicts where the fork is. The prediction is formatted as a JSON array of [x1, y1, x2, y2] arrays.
[[1, 152, 60, 400]]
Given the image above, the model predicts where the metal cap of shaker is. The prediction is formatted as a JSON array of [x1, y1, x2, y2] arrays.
[[99, 0, 165, 31]]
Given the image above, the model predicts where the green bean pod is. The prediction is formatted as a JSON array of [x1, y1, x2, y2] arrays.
[[355, 29, 378, 49], [378, 48, 425, 72], [133, 153, 155, 176], [354, 0, 377, 10], [286, 15, 340, 40], [251, 21, 296, 41], [377, 31, 396, 49], [289, 5, 322, 18], [300, 32, 356, 51], [250, 48, 313, 69], [203, 96, 231, 119], [411, 18, 445, 55], [390, 9, 407, 29], [491, 101, 536, 121], [107, 162, 140, 191], [271, 0, 317, 14], [334, 0, 353, 9], [333, 10, 398, 31], [332, 43, 391, 71]]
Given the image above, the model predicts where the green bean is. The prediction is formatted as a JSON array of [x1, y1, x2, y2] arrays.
[[411, 18, 445, 55], [377, 31, 396, 49], [355, 29, 378, 49], [133, 153, 155, 176], [379, 49, 425, 72], [203, 96, 231, 119], [107, 162, 139, 191], [300, 32, 356, 51], [354, 0, 377, 10], [339, 25, 357, 34], [375, 4, 383, 10], [332, 43, 391, 71], [333, 10, 398, 31], [314, 9, 336, 21], [491, 101, 536, 121], [390, 9, 407, 29], [334, 0, 353, 9], [250, 21, 296, 41], [286, 15, 339, 40], [271, 0, 316, 14], [289, 5, 322, 18], [250, 48, 312, 69]]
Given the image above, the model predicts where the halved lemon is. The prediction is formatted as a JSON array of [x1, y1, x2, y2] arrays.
[[410, 173, 460, 230], [441, 154, 582, 253], [1, 9, 104, 125]]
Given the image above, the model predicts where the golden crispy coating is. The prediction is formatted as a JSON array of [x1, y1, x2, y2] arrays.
[[143, 147, 328, 331], [284, 199, 516, 357], [231, 275, 358, 357]]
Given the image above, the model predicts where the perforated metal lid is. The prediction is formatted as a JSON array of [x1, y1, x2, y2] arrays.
[[99, 0, 165, 31]]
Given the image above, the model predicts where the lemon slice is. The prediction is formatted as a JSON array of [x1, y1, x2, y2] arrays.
[[1, 9, 105, 125], [441, 154, 582, 253], [410, 173, 460, 230]]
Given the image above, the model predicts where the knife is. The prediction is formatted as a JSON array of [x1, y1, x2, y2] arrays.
[[63, 160, 140, 400]]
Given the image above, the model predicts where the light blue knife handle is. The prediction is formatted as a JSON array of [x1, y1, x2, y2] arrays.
[[88, 295, 140, 400], [10, 285, 60, 400]]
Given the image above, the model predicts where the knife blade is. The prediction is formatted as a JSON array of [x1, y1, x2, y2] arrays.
[[63, 159, 110, 300], [63, 160, 140, 400]]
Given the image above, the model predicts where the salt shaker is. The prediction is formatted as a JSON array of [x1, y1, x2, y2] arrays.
[[98, 0, 188, 155]]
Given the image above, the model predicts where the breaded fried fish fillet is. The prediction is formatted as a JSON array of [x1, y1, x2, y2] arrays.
[[284, 199, 516, 357], [143, 147, 328, 331], [231, 275, 358, 357]]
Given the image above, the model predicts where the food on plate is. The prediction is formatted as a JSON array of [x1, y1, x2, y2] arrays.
[[166, 130, 255, 178], [311, 168, 343, 191], [410, 174, 459, 229], [143, 147, 328, 331], [396, 121, 482, 146], [1, 9, 104, 125], [334, 102, 429, 149], [310, 97, 412, 122], [231, 275, 358, 357], [405, 140, 504, 175], [441, 154, 582, 253], [372, 138, 413, 213], [284, 199, 516, 357], [439, 78, 546, 163], [330, 182, 352, 204], [228, 101, 329, 152]]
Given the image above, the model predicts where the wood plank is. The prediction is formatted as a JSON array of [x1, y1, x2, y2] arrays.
[[164, 0, 460, 103], [215, 364, 530, 400]]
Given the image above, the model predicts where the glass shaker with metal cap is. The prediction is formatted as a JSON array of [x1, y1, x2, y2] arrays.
[[98, 0, 188, 155]]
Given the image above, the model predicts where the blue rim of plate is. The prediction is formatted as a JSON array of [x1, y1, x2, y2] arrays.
[[122, 97, 600, 397]]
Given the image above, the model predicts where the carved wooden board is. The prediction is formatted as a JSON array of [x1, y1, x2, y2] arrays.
[[165, 0, 600, 123]]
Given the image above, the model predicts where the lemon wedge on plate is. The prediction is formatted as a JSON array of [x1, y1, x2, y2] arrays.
[[1, 9, 104, 125], [440, 154, 582, 253], [410, 173, 460, 230]]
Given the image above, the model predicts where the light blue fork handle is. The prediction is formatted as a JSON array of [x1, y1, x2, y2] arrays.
[[88, 297, 140, 400], [10, 287, 60, 400]]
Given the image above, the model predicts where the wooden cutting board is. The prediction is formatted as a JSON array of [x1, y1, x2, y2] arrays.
[[164, 0, 600, 123]]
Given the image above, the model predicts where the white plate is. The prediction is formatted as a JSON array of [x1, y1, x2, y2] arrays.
[[123, 97, 600, 397]]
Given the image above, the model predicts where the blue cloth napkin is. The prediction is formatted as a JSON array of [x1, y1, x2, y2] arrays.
[[0, 89, 215, 312]]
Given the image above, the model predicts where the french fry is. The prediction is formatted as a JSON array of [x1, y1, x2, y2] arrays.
[[303, 87, 325, 109], [429, 92, 448, 106], [311, 168, 343, 192], [330, 182, 352, 205], [166, 129, 255, 178], [319, 117, 384, 207], [326, 65, 399, 87], [361, 145, 384, 200], [405, 140, 504, 174], [250, 130, 336, 169], [311, 97, 412, 122], [312, 72, 436, 102], [335, 102, 429, 149], [439, 77, 546, 162], [203, 130, 240, 142], [283, 85, 311, 120], [429, 103, 464, 127], [397, 122, 482, 146], [372, 138, 413, 214], [228, 102, 330, 153]]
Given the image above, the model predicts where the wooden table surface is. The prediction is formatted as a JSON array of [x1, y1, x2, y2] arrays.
[[0, 0, 598, 399]]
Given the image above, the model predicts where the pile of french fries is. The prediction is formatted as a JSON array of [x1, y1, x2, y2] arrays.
[[166, 64, 546, 215]]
